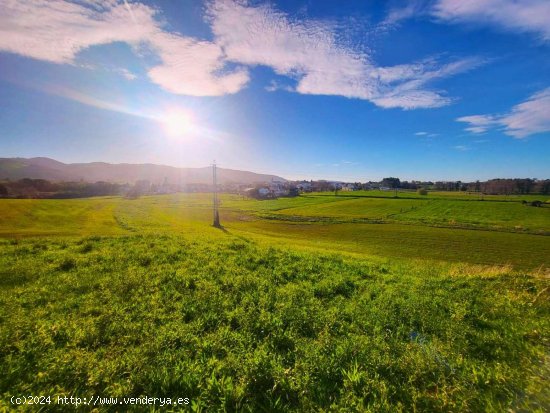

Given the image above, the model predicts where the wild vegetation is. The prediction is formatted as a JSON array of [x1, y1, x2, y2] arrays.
[[1, 236, 548, 412], [1, 192, 549, 411]]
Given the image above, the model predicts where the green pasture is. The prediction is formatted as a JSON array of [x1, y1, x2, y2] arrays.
[[271, 196, 549, 233], [1, 193, 549, 411], [1, 236, 548, 412], [329, 189, 550, 201], [275, 197, 425, 219], [1, 193, 549, 270]]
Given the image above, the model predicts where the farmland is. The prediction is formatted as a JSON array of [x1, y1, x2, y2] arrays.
[[1, 192, 549, 411], [1, 192, 548, 269]]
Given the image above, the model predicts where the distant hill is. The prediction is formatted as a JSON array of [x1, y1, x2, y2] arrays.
[[0, 158, 286, 185]]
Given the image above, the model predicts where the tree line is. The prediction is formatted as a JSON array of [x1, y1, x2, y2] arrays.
[[1, 177, 549, 199], [0, 179, 127, 199], [377, 177, 550, 194]]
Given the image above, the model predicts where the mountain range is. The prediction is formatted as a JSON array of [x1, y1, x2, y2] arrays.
[[0, 158, 286, 185]]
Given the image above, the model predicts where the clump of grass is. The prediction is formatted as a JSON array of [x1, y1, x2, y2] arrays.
[[78, 243, 93, 253], [56, 257, 76, 271]]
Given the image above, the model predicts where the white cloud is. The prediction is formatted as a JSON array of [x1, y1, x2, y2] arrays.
[[432, 0, 550, 42], [265, 80, 294, 92], [0, 0, 484, 107], [0, 0, 248, 96], [456, 114, 499, 134], [147, 32, 249, 96], [457, 88, 550, 138], [116, 68, 138, 80], [207, 0, 375, 99], [0, 0, 158, 64], [381, 0, 427, 29], [500, 88, 550, 138], [415, 131, 439, 137], [453, 145, 469, 151], [383, 0, 550, 42], [207, 0, 482, 109]]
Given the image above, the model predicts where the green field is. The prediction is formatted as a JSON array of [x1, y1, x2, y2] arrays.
[[1, 193, 549, 411], [1, 193, 548, 269]]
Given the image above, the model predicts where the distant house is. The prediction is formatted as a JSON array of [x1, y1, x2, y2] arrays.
[[341, 183, 356, 191], [258, 187, 270, 197], [244, 183, 289, 199], [296, 181, 312, 192], [268, 181, 287, 196]]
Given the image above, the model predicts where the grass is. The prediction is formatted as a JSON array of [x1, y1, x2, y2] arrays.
[[0, 198, 125, 237], [233, 220, 550, 270], [329, 190, 550, 202], [1, 236, 548, 412], [1, 193, 549, 411], [269, 196, 549, 233], [1, 193, 548, 270], [275, 197, 426, 219]]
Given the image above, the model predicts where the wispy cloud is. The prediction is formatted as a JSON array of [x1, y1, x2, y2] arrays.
[[208, 0, 483, 109], [381, 0, 428, 29], [383, 0, 550, 42], [265, 80, 294, 93], [432, 0, 550, 42], [0, 0, 484, 107], [115, 68, 138, 80], [0, 0, 157, 64], [453, 145, 469, 151], [0, 0, 247, 96], [457, 88, 550, 138], [415, 131, 439, 137], [456, 114, 498, 134]]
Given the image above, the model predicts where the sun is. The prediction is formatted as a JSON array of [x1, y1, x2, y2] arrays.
[[162, 109, 194, 138]]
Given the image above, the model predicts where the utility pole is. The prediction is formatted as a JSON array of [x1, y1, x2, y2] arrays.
[[212, 161, 221, 228]]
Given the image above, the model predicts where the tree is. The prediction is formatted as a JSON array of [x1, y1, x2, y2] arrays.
[[474, 180, 481, 192], [381, 177, 401, 189], [288, 187, 300, 197]]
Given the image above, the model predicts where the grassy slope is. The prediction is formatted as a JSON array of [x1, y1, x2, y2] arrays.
[[0, 198, 125, 237], [1, 236, 548, 412]]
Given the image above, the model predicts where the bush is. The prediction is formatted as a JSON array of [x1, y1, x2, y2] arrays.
[[417, 188, 428, 195]]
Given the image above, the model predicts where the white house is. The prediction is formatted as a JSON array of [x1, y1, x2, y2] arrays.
[[296, 181, 312, 192], [258, 187, 270, 196]]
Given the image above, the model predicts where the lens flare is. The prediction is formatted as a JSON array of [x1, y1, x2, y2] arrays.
[[162, 109, 193, 138]]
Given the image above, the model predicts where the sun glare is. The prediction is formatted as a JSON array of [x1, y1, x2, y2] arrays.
[[162, 109, 194, 138]]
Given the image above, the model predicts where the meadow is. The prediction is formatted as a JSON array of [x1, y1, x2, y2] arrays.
[[1, 191, 549, 411], [1, 192, 548, 269]]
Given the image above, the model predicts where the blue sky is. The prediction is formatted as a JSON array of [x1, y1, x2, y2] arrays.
[[0, 0, 549, 181]]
